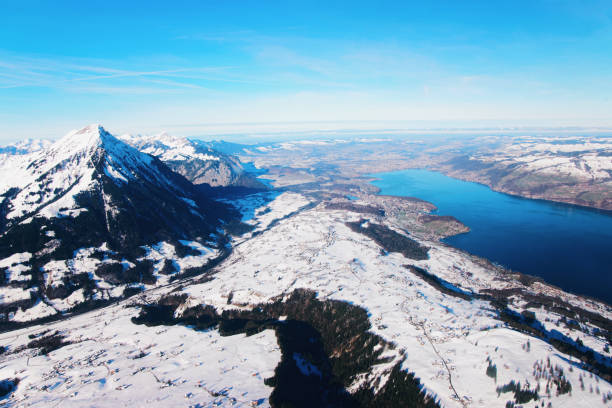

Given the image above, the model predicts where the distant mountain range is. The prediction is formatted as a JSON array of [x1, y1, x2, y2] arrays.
[[119, 133, 264, 189], [0, 139, 51, 156]]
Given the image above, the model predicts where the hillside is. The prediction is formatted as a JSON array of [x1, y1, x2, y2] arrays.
[[120, 132, 266, 190], [0, 125, 236, 326]]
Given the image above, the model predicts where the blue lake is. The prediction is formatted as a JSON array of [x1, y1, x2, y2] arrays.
[[370, 169, 612, 304]]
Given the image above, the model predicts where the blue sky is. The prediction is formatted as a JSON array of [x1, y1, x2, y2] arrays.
[[1, 0, 611, 141]]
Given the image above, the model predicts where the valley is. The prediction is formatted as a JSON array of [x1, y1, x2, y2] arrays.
[[0, 126, 610, 407], [233, 132, 612, 211], [2, 2, 611, 407]]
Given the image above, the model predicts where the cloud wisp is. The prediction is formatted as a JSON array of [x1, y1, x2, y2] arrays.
[[0, 54, 241, 94]]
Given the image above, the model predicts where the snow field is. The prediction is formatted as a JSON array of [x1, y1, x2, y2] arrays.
[[0, 304, 280, 407], [176, 195, 611, 407]]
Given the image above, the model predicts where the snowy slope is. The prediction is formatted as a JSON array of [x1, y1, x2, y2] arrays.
[[472, 137, 612, 182], [0, 139, 52, 188], [173, 194, 612, 407], [120, 132, 252, 187], [1, 125, 185, 221], [0, 192, 610, 407], [0, 304, 280, 407], [0, 125, 236, 326], [438, 135, 612, 210]]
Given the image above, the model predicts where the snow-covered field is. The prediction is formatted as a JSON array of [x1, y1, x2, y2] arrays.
[[2, 192, 609, 407], [176, 195, 611, 407], [0, 304, 280, 407]]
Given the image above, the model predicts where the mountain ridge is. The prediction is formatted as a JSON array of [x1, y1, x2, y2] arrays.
[[119, 132, 265, 189], [0, 124, 238, 325]]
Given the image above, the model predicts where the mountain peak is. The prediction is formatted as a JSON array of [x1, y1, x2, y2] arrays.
[[0, 123, 230, 225], [60, 123, 112, 144], [44, 124, 129, 164], [74, 123, 104, 134]]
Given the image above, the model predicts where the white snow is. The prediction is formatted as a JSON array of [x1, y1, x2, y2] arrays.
[[216, 191, 281, 222], [472, 136, 612, 182], [48, 288, 87, 312], [119, 132, 225, 163], [243, 192, 312, 234], [0, 287, 34, 304], [0, 305, 281, 407], [0, 166, 610, 407], [170, 195, 612, 408], [179, 196, 198, 208], [139, 241, 218, 285], [12, 299, 57, 322], [0, 124, 187, 223], [0, 252, 32, 283]]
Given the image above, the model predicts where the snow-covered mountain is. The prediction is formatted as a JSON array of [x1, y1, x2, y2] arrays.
[[120, 132, 263, 188], [0, 125, 236, 325]]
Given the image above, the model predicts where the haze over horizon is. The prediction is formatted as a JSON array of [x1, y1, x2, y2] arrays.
[[1, 0, 612, 141]]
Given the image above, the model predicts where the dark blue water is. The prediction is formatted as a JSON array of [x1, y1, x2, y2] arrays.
[[370, 169, 612, 304]]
